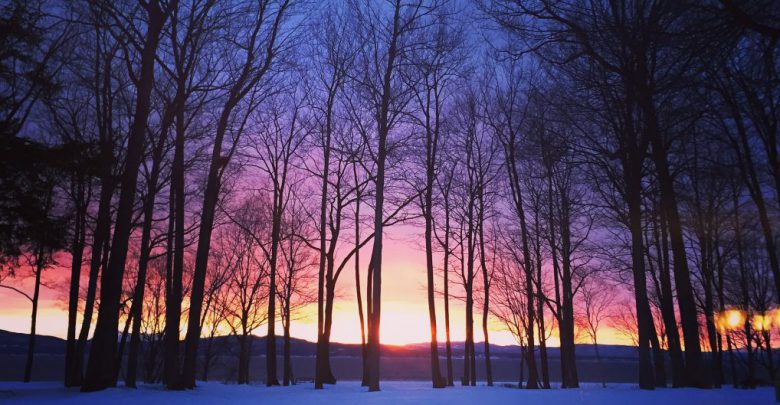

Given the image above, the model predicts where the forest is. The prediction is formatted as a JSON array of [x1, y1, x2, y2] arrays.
[[0, 0, 779, 396]]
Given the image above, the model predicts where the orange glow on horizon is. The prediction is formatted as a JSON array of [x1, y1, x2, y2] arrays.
[[0, 289, 633, 347], [0, 230, 635, 348]]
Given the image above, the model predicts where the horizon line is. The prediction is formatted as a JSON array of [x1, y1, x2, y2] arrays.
[[0, 328, 645, 349]]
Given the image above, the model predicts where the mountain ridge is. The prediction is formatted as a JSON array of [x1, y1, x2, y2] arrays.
[[0, 329, 641, 360]]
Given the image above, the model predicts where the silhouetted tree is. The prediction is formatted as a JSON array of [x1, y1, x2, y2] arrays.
[[179, 0, 294, 389], [82, 0, 178, 392]]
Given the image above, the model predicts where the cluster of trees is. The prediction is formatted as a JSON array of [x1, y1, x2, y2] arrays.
[[1, 0, 779, 393]]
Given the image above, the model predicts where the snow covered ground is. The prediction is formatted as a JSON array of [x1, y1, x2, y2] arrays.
[[0, 381, 772, 404]]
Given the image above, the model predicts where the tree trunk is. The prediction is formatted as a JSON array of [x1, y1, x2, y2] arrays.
[[237, 334, 248, 384], [463, 165, 476, 387], [425, 183, 445, 388], [116, 309, 134, 383], [74, 30, 117, 388], [319, 263, 337, 385], [365, 254, 374, 387], [353, 177, 369, 387], [462, 297, 471, 386], [164, 88, 188, 389], [179, 161, 221, 388], [65, 175, 87, 387], [701, 251, 720, 388], [726, 334, 738, 387], [443, 233, 454, 387], [477, 198, 492, 387], [423, 83, 445, 389], [733, 189, 756, 387], [469, 328, 476, 386], [501, 123, 539, 389], [265, 197, 282, 386], [74, 180, 110, 387], [441, 184, 454, 386], [163, 176, 176, 386], [625, 152, 655, 390], [653, 203, 685, 387], [643, 88, 706, 388], [24, 250, 44, 383], [594, 339, 605, 388], [202, 335, 214, 382], [518, 344, 525, 388], [315, 81, 333, 391], [545, 174, 571, 389], [536, 263, 550, 389], [82, 2, 169, 392], [559, 195, 579, 388], [365, 1, 402, 392], [127, 113, 170, 388], [283, 308, 292, 386], [532, 208, 550, 389], [649, 313, 667, 387]]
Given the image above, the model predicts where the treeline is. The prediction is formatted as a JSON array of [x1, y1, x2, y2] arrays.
[[0, 0, 779, 393]]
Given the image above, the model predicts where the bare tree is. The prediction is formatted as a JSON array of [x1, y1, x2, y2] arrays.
[[490, 240, 529, 388], [83, 0, 178, 392], [308, 4, 356, 388], [277, 198, 317, 386], [474, 125, 500, 388], [178, 0, 294, 389], [71, 7, 126, 386], [199, 222, 239, 382], [39, 41, 102, 387], [484, 0, 717, 388], [611, 299, 640, 347], [124, 105, 172, 388], [448, 90, 481, 386], [0, 186, 63, 382], [434, 155, 457, 386], [139, 258, 167, 383], [157, 0, 219, 388], [405, 7, 465, 387], [220, 195, 271, 384], [577, 279, 614, 388], [349, 0, 439, 391], [483, 59, 540, 389], [245, 90, 308, 386]]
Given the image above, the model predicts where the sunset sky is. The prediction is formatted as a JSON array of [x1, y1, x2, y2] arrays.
[[0, 224, 632, 348]]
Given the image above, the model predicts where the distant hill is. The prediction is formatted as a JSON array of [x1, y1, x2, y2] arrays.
[[0, 329, 639, 360], [0, 330, 66, 355], [10, 329, 727, 383]]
